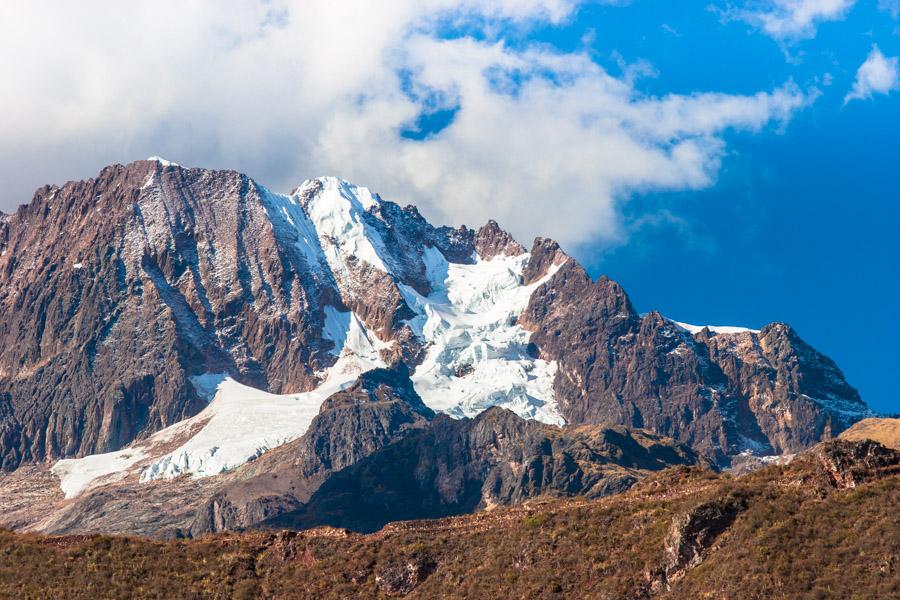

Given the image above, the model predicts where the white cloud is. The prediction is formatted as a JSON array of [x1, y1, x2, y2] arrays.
[[844, 45, 900, 103], [879, 0, 900, 19], [723, 0, 856, 40], [0, 1, 813, 248]]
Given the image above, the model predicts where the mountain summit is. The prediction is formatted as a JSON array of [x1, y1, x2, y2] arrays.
[[0, 159, 869, 499]]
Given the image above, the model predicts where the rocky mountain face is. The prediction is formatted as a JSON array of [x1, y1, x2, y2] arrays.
[[0, 160, 505, 470], [187, 367, 701, 535], [0, 159, 869, 487], [1, 367, 701, 538], [519, 239, 869, 463], [0, 162, 322, 469], [190, 366, 436, 534], [258, 406, 701, 534]]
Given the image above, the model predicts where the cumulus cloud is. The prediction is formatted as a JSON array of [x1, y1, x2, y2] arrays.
[[0, 1, 813, 248], [721, 0, 856, 40], [844, 45, 900, 104], [318, 38, 812, 244]]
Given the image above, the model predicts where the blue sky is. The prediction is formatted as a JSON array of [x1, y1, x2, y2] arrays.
[[417, 0, 899, 412], [0, 1, 897, 412], [536, 1, 900, 413]]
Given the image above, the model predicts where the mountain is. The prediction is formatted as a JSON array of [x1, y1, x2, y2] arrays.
[[0, 160, 562, 474], [1, 366, 701, 538], [0, 158, 870, 507], [1, 438, 897, 599], [518, 253, 870, 462], [192, 376, 701, 535], [254, 408, 701, 534]]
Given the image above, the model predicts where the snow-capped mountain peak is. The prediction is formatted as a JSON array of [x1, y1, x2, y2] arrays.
[[0, 160, 865, 501], [47, 165, 566, 495], [293, 176, 391, 275], [145, 155, 180, 167]]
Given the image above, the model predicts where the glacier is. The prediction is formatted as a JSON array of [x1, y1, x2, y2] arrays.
[[401, 247, 563, 425], [51, 174, 565, 496], [53, 307, 391, 495]]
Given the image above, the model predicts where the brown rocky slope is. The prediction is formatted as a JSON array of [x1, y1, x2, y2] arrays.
[[520, 238, 870, 463], [0, 438, 896, 599], [2, 368, 703, 538]]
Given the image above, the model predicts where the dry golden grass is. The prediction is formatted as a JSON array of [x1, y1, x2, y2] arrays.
[[839, 417, 900, 449]]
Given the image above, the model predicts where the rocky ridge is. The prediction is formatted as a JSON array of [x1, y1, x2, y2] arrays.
[[0, 367, 702, 538], [0, 159, 870, 485], [519, 239, 869, 463], [253, 402, 701, 534]]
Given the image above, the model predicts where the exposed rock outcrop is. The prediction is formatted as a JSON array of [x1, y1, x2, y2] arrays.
[[473, 219, 525, 260], [375, 554, 437, 596], [660, 495, 748, 588], [809, 438, 900, 489], [190, 366, 433, 535], [262, 406, 702, 533], [521, 237, 568, 284], [519, 240, 869, 465]]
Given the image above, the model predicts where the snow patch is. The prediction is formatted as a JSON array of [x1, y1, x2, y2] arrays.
[[146, 156, 179, 167], [257, 185, 331, 277], [671, 320, 759, 335], [140, 313, 390, 482], [800, 393, 872, 420], [140, 173, 155, 190], [72, 262, 83, 270], [52, 448, 147, 499], [295, 177, 391, 278], [138, 379, 325, 481], [403, 248, 564, 425], [190, 372, 229, 402], [54, 310, 390, 490], [322, 306, 351, 356], [321, 305, 390, 362]]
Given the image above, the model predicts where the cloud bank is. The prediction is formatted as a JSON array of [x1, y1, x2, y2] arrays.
[[844, 45, 900, 103], [0, 1, 813, 248], [723, 0, 856, 40]]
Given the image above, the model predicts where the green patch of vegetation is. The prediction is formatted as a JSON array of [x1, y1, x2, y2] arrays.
[[523, 513, 550, 528]]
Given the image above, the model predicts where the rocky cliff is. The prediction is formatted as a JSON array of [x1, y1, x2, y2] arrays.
[[260, 406, 701, 533], [519, 239, 869, 463], [0, 159, 869, 477]]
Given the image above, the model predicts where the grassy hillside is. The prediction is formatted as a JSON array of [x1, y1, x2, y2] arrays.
[[0, 441, 897, 599], [840, 417, 900, 449]]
